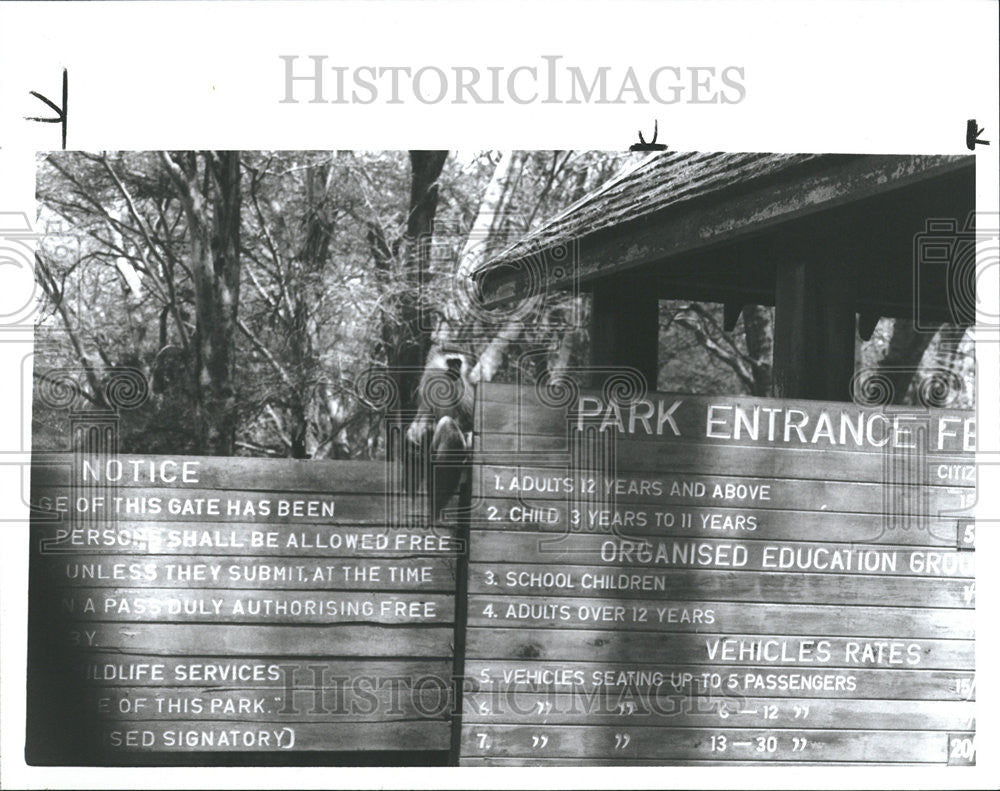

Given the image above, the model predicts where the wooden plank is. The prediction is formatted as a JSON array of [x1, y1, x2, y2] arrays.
[[461, 694, 974, 730], [471, 532, 975, 578], [468, 563, 976, 608], [475, 465, 971, 516], [773, 250, 857, 402], [86, 687, 452, 722], [463, 659, 973, 700], [30, 488, 392, 524], [476, 382, 975, 440], [476, 382, 974, 456], [464, 629, 972, 670], [474, 439, 976, 488], [97, 720, 449, 752], [30, 454, 392, 494], [32, 523, 461, 557], [459, 723, 948, 761], [41, 555, 456, 591], [75, 656, 452, 687], [46, 623, 454, 656], [480, 379, 970, 412], [473, 499, 964, 547], [44, 588, 453, 625], [466, 596, 972, 640], [459, 757, 940, 765]]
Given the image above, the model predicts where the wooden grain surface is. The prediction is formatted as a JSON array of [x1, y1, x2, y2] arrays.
[[468, 563, 976, 607], [41, 555, 456, 590], [32, 487, 395, 524], [48, 622, 455, 656], [474, 439, 976, 487], [460, 693, 974, 730], [475, 383, 975, 456], [95, 720, 450, 752], [463, 659, 974, 700], [29, 417, 976, 764], [470, 499, 965, 547], [30, 455, 391, 493], [465, 595, 972, 639], [462, 386, 976, 765], [77, 655, 452, 687], [475, 465, 972, 516], [470, 531, 975, 578], [459, 723, 950, 761], [32, 522, 461, 556], [458, 758, 947, 765], [46, 589, 453, 624], [27, 456, 458, 759], [463, 631, 973, 671], [87, 687, 452, 722]]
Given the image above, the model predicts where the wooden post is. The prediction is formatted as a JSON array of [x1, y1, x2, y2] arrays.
[[773, 258, 857, 402], [589, 278, 659, 389]]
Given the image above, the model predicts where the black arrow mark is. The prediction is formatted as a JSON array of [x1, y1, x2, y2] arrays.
[[966, 119, 989, 150], [26, 69, 68, 150], [630, 120, 668, 152]]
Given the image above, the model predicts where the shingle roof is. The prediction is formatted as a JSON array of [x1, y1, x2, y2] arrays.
[[475, 151, 832, 273]]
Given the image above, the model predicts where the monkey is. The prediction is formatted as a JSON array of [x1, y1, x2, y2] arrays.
[[404, 346, 477, 522]]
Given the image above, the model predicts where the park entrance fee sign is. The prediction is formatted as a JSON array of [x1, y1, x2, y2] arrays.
[[25, 382, 977, 766], [26, 455, 457, 763], [458, 382, 976, 765]]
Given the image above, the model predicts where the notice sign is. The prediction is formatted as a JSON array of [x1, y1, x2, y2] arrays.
[[26, 454, 457, 763], [460, 382, 976, 765]]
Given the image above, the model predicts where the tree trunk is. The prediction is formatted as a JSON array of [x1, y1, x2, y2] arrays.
[[201, 152, 242, 454], [167, 151, 243, 455], [286, 163, 333, 458], [460, 151, 531, 384], [388, 151, 449, 414], [876, 318, 941, 404]]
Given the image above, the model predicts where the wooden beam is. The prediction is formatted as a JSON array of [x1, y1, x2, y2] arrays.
[[589, 279, 659, 390], [773, 256, 857, 401], [858, 311, 882, 341], [723, 302, 743, 332]]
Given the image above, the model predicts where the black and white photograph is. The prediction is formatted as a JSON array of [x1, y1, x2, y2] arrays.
[[0, 1, 997, 789], [22, 148, 980, 767]]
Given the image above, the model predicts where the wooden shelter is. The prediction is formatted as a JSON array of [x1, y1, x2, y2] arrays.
[[472, 153, 975, 402]]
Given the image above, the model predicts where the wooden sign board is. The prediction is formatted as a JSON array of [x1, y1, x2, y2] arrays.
[[24, 383, 978, 767], [26, 454, 458, 764], [459, 382, 976, 766]]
